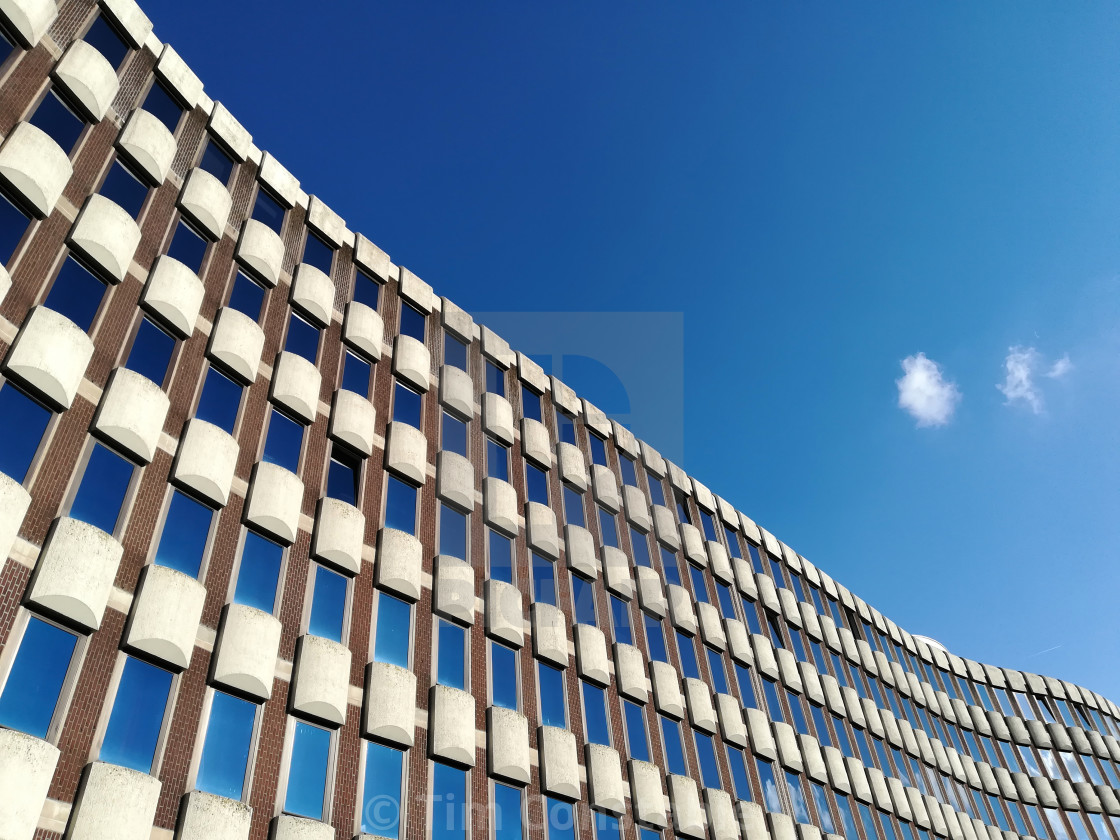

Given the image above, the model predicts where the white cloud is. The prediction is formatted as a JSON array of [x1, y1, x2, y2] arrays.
[[997, 346, 1072, 413], [896, 352, 961, 427]]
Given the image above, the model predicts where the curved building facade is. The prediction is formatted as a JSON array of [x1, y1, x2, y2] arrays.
[[0, 2, 1116, 840]]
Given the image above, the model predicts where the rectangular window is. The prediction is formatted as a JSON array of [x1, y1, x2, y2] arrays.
[[676, 630, 700, 680], [487, 437, 510, 481], [661, 548, 682, 587], [494, 783, 524, 840], [384, 476, 418, 534], [571, 574, 597, 626], [727, 746, 752, 801], [695, 732, 722, 789], [563, 486, 585, 528], [302, 230, 334, 274], [393, 380, 423, 428], [699, 509, 718, 542], [84, 15, 130, 68], [556, 409, 576, 445], [251, 186, 286, 233], [644, 613, 668, 663], [45, 256, 106, 332], [629, 525, 651, 567], [0, 615, 78, 738], [99, 158, 149, 217], [399, 301, 426, 342], [439, 503, 468, 561], [69, 442, 135, 534], [262, 408, 304, 473], [195, 366, 243, 433], [285, 312, 321, 363], [283, 720, 331, 819], [488, 529, 513, 583], [660, 716, 686, 775], [0, 383, 52, 483], [724, 525, 742, 558], [308, 563, 347, 642], [857, 804, 881, 840], [526, 462, 549, 505], [532, 553, 556, 605], [490, 641, 518, 710], [198, 137, 235, 184], [373, 593, 412, 668], [689, 564, 709, 603], [623, 700, 649, 761], [707, 648, 729, 694], [353, 268, 380, 309], [758, 757, 783, 813], [786, 771, 809, 822], [154, 490, 213, 577], [197, 690, 257, 799], [598, 507, 618, 548], [812, 782, 836, 834], [588, 433, 607, 467], [233, 530, 284, 613], [166, 219, 208, 272], [762, 679, 784, 723], [30, 89, 85, 152], [610, 596, 632, 645], [437, 619, 466, 690], [546, 798, 574, 840], [582, 681, 610, 745], [787, 690, 809, 734], [674, 491, 691, 524], [362, 741, 404, 838], [522, 387, 542, 422], [327, 447, 361, 505], [0, 190, 29, 266], [142, 80, 185, 133], [341, 350, 373, 397], [124, 316, 177, 387], [811, 704, 832, 748], [444, 333, 467, 371], [716, 582, 737, 619], [228, 272, 266, 322], [618, 455, 637, 486], [442, 410, 467, 456], [538, 663, 566, 727], [647, 475, 665, 507], [835, 793, 858, 839], [485, 361, 505, 396], [735, 663, 758, 709]]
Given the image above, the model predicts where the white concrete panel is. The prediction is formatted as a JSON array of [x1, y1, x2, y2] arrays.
[[376, 528, 422, 601], [363, 661, 416, 747], [601, 545, 633, 599], [235, 219, 283, 286], [392, 335, 430, 391], [706, 788, 740, 840], [697, 602, 726, 650], [384, 421, 427, 485], [329, 389, 375, 458], [629, 759, 668, 828], [652, 505, 680, 549], [575, 624, 609, 685], [271, 351, 320, 423], [666, 583, 698, 635], [650, 660, 684, 719], [526, 501, 559, 559], [70, 193, 141, 282], [684, 677, 717, 734], [353, 233, 390, 279], [290, 263, 335, 327], [117, 108, 174, 185], [142, 255, 203, 338], [5, 305, 93, 409], [207, 103, 251, 160], [399, 266, 435, 313], [179, 168, 231, 240], [0, 727, 59, 840], [538, 726, 579, 800], [28, 517, 122, 631], [591, 464, 620, 513], [124, 563, 205, 669], [679, 523, 705, 565], [439, 365, 474, 419], [532, 602, 568, 668], [440, 298, 473, 342], [67, 761, 161, 840], [488, 707, 530, 785], [343, 302, 384, 365], [716, 692, 747, 746], [430, 685, 476, 766], [208, 306, 264, 384], [258, 152, 299, 207], [565, 524, 598, 580], [212, 604, 281, 700], [0, 122, 71, 216], [0, 0, 54, 47], [668, 774, 705, 839], [556, 442, 588, 491], [54, 40, 118, 121], [271, 815, 333, 840], [520, 417, 551, 467], [586, 744, 625, 815], [482, 392, 514, 445], [614, 642, 648, 703], [0, 474, 31, 562], [172, 419, 238, 507], [635, 565, 666, 617], [291, 634, 351, 726], [434, 555, 475, 625], [483, 477, 517, 536], [175, 791, 252, 840], [622, 485, 651, 532], [244, 462, 303, 545], [93, 368, 169, 463], [486, 579, 524, 647], [155, 44, 203, 108]]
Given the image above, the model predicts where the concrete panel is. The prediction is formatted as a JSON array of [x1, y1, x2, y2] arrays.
[[725, 619, 753, 665], [680, 523, 706, 565], [483, 477, 517, 536], [155, 44, 202, 107], [0, 474, 30, 562], [313, 497, 365, 574], [175, 791, 252, 840], [28, 517, 121, 631], [746, 707, 777, 760], [1095, 785, 1120, 817], [751, 633, 779, 681], [0, 0, 54, 46], [172, 419, 237, 507], [867, 767, 892, 812], [622, 485, 651, 531], [179, 168, 230, 240], [601, 545, 633, 599], [438, 365, 474, 419], [125, 563, 205, 669], [1052, 778, 1079, 811], [207, 102, 251, 160], [0, 122, 71, 217], [629, 759, 668, 828], [68, 761, 161, 840], [526, 502, 560, 559], [520, 417, 552, 467], [353, 233, 390, 280], [716, 692, 747, 746], [635, 565, 665, 616], [288, 263, 334, 328], [5, 305, 93, 409], [343, 302, 384, 363], [666, 583, 697, 634], [532, 602, 569, 668], [329, 389, 375, 457], [393, 335, 430, 392], [556, 442, 588, 491], [823, 746, 851, 794], [650, 660, 684, 719], [363, 661, 415, 747], [708, 541, 732, 584], [54, 40, 118, 121], [435, 451, 474, 513], [799, 733, 827, 783], [652, 505, 680, 549], [736, 801, 769, 840], [271, 815, 333, 840], [117, 108, 175, 186], [575, 624, 610, 685], [142, 255, 203, 338], [209, 306, 265, 384], [429, 685, 476, 766], [565, 524, 598, 579], [774, 721, 804, 772], [440, 298, 473, 342], [586, 744, 625, 815], [92, 368, 168, 464], [845, 756, 873, 804], [69, 194, 140, 282], [235, 219, 283, 286], [732, 560, 757, 600], [306, 195, 346, 248], [488, 707, 530, 785], [768, 812, 797, 840], [384, 421, 427, 485], [258, 152, 299, 207], [375, 528, 422, 601], [697, 602, 726, 650], [244, 461, 303, 545], [291, 634, 351, 726], [614, 642, 648, 702], [640, 440, 666, 477], [486, 579, 524, 647], [538, 726, 579, 800], [799, 661, 825, 705], [212, 604, 281, 700], [668, 774, 706, 839], [0, 727, 59, 840], [399, 266, 435, 313], [434, 555, 475, 625], [591, 464, 620, 513], [482, 393, 515, 445]]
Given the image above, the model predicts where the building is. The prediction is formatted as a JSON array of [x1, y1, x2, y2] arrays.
[[0, 1, 1117, 839]]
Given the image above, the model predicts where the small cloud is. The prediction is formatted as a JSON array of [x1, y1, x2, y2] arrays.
[[997, 346, 1072, 413], [896, 352, 961, 427]]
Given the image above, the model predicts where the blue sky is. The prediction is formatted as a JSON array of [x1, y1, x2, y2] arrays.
[[147, 1, 1120, 699]]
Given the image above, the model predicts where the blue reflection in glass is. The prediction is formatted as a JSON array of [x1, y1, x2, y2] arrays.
[[488, 529, 512, 583], [491, 642, 517, 710], [598, 507, 617, 548], [227, 272, 265, 321], [252, 188, 285, 233], [399, 302, 425, 342], [437, 619, 465, 690], [284, 721, 330, 818], [644, 614, 667, 663], [70, 443, 133, 533], [431, 762, 466, 840], [374, 593, 411, 668], [485, 361, 504, 396], [45, 257, 105, 332], [83, 15, 129, 67], [142, 80, 183, 133], [538, 663, 565, 727], [0, 192, 29, 266], [262, 409, 303, 472], [661, 716, 686, 775], [327, 452, 360, 505], [0, 384, 51, 482], [610, 596, 631, 645], [302, 231, 334, 274], [99, 160, 148, 217], [285, 313, 320, 362], [353, 269, 379, 309], [100, 657, 172, 772], [563, 486, 584, 528], [0, 617, 76, 737], [341, 351, 372, 397], [362, 741, 403, 837], [583, 681, 609, 745], [522, 388, 541, 422], [442, 411, 466, 456], [195, 368, 242, 432], [526, 463, 548, 505], [309, 565, 346, 642], [623, 700, 648, 761], [384, 477, 417, 534], [439, 504, 467, 560], [393, 381, 422, 427], [233, 530, 283, 612], [545, 798, 574, 840], [198, 139, 234, 184], [695, 732, 721, 789], [532, 554, 555, 606], [125, 318, 175, 386], [166, 220, 207, 272], [444, 334, 467, 371], [197, 691, 255, 799], [155, 491, 212, 577], [30, 90, 84, 152], [494, 783, 523, 840], [571, 575, 596, 626]]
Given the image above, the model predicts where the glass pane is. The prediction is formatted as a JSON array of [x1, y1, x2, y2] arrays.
[[676, 631, 699, 680], [572, 575, 597, 626], [588, 434, 607, 466], [526, 463, 549, 505], [439, 504, 467, 560], [233, 531, 283, 612], [522, 388, 541, 422], [155, 491, 212, 577], [197, 691, 255, 799], [546, 798, 574, 840], [494, 783, 523, 840], [399, 302, 425, 341], [354, 270, 379, 309], [0, 617, 76, 737], [142, 81, 184, 133], [393, 381, 422, 427], [598, 507, 617, 548], [610, 596, 632, 645], [384, 476, 417, 534], [491, 643, 518, 710], [341, 352, 372, 396], [583, 681, 609, 746], [538, 663, 565, 727], [70, 443, 133, 533], [619, 456, 636, 486], [0, 191, 30, 266], [787, 771, 809, 822], [444, 334, 467, 371], [431, 762, 467, 840], [624, 701, 649, 761], [227, 273, 265, 321], [327, 453, 359, 505], [100, 657, 173, 772], [644, 614, 667, 663], [125, 318, 175, 386], [594, 812, 620, 840], [166, 221, 208, 272], [302, 231, 334, 274], [487, 438, 509, 481], [374, 594, 411, 667], [362, 741, 403, 838], [489, 530, 513, 583], [99, 160, 148, 217], [485, 361, 504, 396], [30, 91, 84, 152], [758, 758, 783, 812], [696, 732, 721, 789], [442, 412, 467, 456], [44, 257, 105, 332], [532, 554, 555, 605], [437, 620, 465, 690], [689, 564, 709, 602], [198, 139, 234, 184], [708, 648, 728, 694], [629, 526, 650, 566], [83, 15, 130, 68], [0, 384, 51, 482], [252, 187, 285, 233], [263, 409, 303, 473], [647, 476, 665, 507], [661, 717, 686, 775], [285, 313, 320, 362], [563, 486, 584, 528], [195, 368, 242, 433], [728, 746, 752, 800], [284, 721, 330, 818], [309, 565, 346, 642]]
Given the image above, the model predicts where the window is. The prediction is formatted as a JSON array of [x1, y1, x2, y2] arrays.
[[661, 548, 682, 587], [538, 663, 566, 727], [660, 716, 686, 775], [619, 455, 637, 486], [623, 700, 649, 761], [373, 593, 412, 668], [227, 272, 266, 321], [195, 367, 243, 433], [490, 641, 518, 710], [444, 333, 467, 371], [583, 681, 610, 745], [393, 380, 423, 428], [124, 317, 176, 386], [594, 812, 620, 840], [644, 613, 668, 663], [29, 89, 84, 152], [166, 219, 208, 272], [362, 741, 404, 838], [647, 475, 665, 507], [352, 268, 379, 310], [302, 230, 334, 274], [531, 553, 556, 605], [262, 408, 304, 473], [0, 383, 51, 482], [735, 663, 758, 709], [716, 582, 737, 619], [398, 301, 426, 344], [99, 159, 149, 217], [442, 411, 467, 456], [757, 758, 783, 812], [546, 798, 575, 840], [487, 437, 510, 481], [810, 704, 832, 748], [610, 596, 632, 645], [727, 746, 752, 800], [699, 509, 719, 542], [724, 525, 742, 558], [762, 679, 784, 723], [556, 409, 575, 445], [283, 720, 331, 819], [437, 619, 466, 690], [689, 563, 709, 602], [488, 529, 513, 584], [251, 186, 285, 233], [676, 630, 699, 680], [674, 491, 691, 524], [786, 771, 809, 822], [526, 463, 549, 505], [198, 137, 234, 184], [629, 526, 651, 567], [83, 14, 130, 68], [285, 312, 320, 363], [439, 503, 468, 561], [100, 656, 173, 773], [707, 648, 728, 693], [695, 732, 721, 789], [196, 690, 257, 799], [308, 563, 347, 642], [811, 783, 835, 833], [142, 80, 184, 133], [233, 530, 284, 613], [571, 574, 597, 626], [485, 360, 505, 396], [326, 447, 361, 505], [494, 783, 523, 840], [562, 486, 585, 528], [588, 433, 607, 466], [0, 191, 30, 266], [69, 442, 135, 533], [154, 490, 213, 577], [44, 256, 106, 332], [0, 615, 78, 737], [835, 793, 858, 839], [522, 387, 542, 422], [787, 690, 809, 734], [341, 351, 373, 397], [384, 476, 418, 534], [598, 507, 618, 548]]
